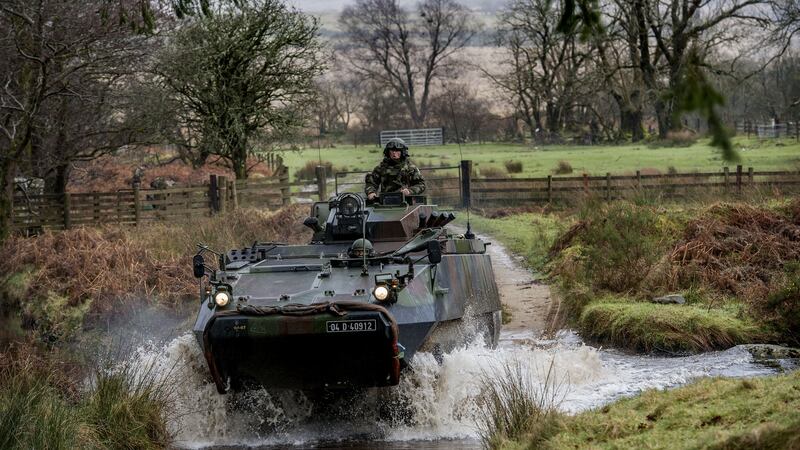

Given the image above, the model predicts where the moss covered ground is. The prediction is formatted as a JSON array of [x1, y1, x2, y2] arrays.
[[537, 369, 800, 450], [468, 197, 800, 352]]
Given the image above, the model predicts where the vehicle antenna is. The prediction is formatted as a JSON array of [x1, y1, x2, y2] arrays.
[[447, 87, 474, 239], [361, 208, 369, 276]]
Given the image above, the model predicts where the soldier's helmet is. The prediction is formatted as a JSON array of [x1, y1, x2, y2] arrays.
[[383, 138, 409, 159], [348, 238, 375, 258]]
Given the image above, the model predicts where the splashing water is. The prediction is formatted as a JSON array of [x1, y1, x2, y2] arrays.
[[127, 327, 787, 449]]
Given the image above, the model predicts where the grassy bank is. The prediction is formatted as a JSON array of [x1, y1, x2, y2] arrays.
[[471, 196, 800, 352], [0, 206, 313, 448], [279, 137, 800, 179], [489, 365, 800, 450], [0, 348, 173, 450], [0, 205, 311, 343]]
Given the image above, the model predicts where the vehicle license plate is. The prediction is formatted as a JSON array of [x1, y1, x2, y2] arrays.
[[326, 319, 376, 333]]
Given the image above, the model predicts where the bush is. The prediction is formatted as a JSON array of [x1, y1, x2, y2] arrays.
[[552, 160, 573, 174], [0, 205, 312, 343], [294, 160, 345, 181], [762, 262, 800, 346], [564, 201, 671, 293], [663, 130, 698, 147], [480, 166, 509, 178], [504, 160, 523, 173]]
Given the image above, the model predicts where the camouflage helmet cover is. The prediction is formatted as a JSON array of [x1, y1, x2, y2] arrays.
[[383, 138, 409, 158], [348, 238, 375, 258]]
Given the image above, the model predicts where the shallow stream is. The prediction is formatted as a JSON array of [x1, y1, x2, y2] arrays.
[[133, 326, 794, 449]]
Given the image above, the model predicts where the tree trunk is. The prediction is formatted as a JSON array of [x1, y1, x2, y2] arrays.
[[0, 159, 15, 242], [654, 97, 671, 139], [45, 164, 70, 195], [231, 137, 248, 179], [620, 107, 645, 142]]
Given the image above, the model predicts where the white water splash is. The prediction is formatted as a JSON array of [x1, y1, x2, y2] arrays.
[[128, 329, 781, 449]]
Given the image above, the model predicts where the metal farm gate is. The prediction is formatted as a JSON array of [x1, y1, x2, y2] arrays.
[[380, 128, 444, 147]]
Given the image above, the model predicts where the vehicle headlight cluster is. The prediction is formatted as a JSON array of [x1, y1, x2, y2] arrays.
[[213, 291, 231, 307], [373, 273, 402, 303], [373, 285, 390, 301]]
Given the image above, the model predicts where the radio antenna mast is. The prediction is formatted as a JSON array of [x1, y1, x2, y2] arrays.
[[447, 87, 474, 239]]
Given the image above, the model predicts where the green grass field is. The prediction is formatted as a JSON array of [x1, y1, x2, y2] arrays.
[[277, 137, 800, 179]]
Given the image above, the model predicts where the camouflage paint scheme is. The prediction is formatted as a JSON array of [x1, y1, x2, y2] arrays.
[[193, 193, 501, 393]]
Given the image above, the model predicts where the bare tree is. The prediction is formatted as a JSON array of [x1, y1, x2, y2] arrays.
[[429, 82, 495, 143], [488, 0, 593, 141], [155, 0, 323, 179], [339, 0, 478, 128], [0, 0, 157, 238], [630, 0, 772, 138], [587, 0, 647, 141]]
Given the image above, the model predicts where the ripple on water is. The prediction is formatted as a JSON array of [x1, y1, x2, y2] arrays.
[[129, 329, 785, 449]]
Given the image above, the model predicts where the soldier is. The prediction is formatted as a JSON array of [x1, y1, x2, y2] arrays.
[[365, 138, 426, 200]]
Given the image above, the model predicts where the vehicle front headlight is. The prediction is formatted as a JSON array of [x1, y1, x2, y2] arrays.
[[214, 291, 231, 307], [373, 285, 390, 302]]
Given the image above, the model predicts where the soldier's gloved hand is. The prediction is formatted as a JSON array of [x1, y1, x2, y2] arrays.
[[368, 192, 378, 200], [400, 188, 411, 196]]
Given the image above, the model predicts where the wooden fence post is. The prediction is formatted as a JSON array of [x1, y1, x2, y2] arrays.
[[92, 193, 100, 223], [547, 175, 552, 203], [583, 173, 589, 193], [280, 167, 290, 206], [133, 184, 141, 226], [316, 165, 327, 201], [748, 167, 754, 188], [636, 170, 641, 189], [218, 176, 227, 213], [230, 180, 238, 210], [209, 174, 219, 213], [723, 167, 729, 192], [116, 191, 123, 224], [63, 192, 71, 230], [736, 165, 743, 194], [606, 172, 611, 200], [460, 160, 472, 208]]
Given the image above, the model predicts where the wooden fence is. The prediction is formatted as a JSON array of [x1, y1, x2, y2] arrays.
[[470, 165, 800, 206], [10, 166, 319, 232], [11, 161, 800, 232]]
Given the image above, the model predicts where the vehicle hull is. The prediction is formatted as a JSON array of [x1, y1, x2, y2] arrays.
[[202, 303, 401, 392]]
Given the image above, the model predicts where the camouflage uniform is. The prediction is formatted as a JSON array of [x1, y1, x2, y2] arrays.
[[365, 158, 426, 196]]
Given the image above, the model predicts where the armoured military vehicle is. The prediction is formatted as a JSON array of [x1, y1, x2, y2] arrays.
[[192, 192, 501, 393]]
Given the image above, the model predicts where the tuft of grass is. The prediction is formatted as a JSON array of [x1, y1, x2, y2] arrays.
[[542, 370, 800, 449], [0, 349, 173, 450], [0, 364, 84, 450], [552, 160, 573, 174], [500, 302, 513, 325], [83, 358, 173, 450], [504, 160, 523, 173], [479, 166, 509, 178], [578, 301, 758, 352], [293, 160, 345, 181], [476, 360, 565, 449]]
